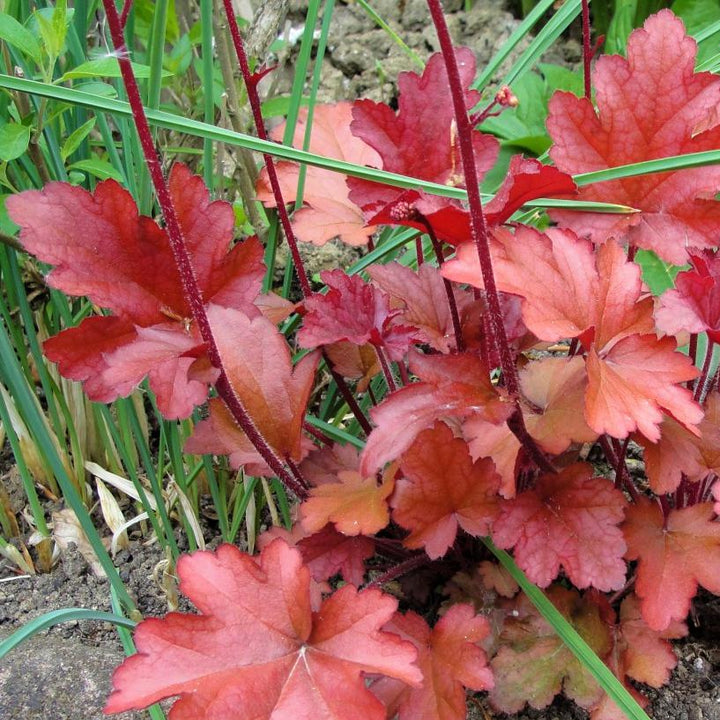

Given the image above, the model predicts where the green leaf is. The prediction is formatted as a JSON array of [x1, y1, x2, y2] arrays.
[[0, 13, 42, 64], [0, 194, 19, 236], [68, 158, 124, 181], [0, 608, 136, 659], [35, 2, 72, 60], [606, 0, 638, 54], [60, 57, 172, 81], [0, 123, 30, 162], [61, 117, 96, 161], [673, 0, 720, 65], [634, 249, 685, 295], [483, 538, 652, 720]]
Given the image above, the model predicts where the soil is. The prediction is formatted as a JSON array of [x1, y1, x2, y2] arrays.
[[1, 1, 719, 719]]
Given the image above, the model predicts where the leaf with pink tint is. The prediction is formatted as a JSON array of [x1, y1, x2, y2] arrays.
[[257, 102, 381, 246], [259, 523, 374, 587], [324, 342, 381, 392], [361, 351, 513, 475], [372, 605, 493, 720], [623, 497, 720, 630], [368, 262, 483, 353], [585, 334, 701, 443], [185, 307, 319, 469], [547, 11, 720, 265], [492, 463, 628, 591], [463, 416, 521, 498], [393, 422, 500, 559], [655, 250, 720, 343], [105, 540, 422, 720], [8, 164, 267, 419], [298, 270, 419, 361]]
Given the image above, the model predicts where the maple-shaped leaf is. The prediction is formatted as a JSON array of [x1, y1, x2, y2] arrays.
[[361, 351, 513, 475], [258, 523, 374, 587], [445, 228, 701, 441], [623, 497, 720, 630], [353, 151, 573, 247], [655, 249, 720, 343], [492, 463, 628, 591], [616, 594, 687, 688], [635, 415, 704, 494], [350, 48, 497, 206], [392, 422, 501, 559], [185, 306, 319, 469], [300, 466, 395, 537], [368, 262, 484, 353], [372, 605, 493, 720], [105, 540, 422, 719], [8, 164, 267, 419], [547, 10, 720, 265], [256, 103, 380, 246], [490, 585, 611, 713], [298, 270, 418, 361]]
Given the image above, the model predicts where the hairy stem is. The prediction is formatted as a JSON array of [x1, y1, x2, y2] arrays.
[[581, 0, 592, 100], [375, 345, 398, 393], [366, 553, 427, 588], [422, 217, 464, 352], [102, 0, 307, 499], [426, 0, 556, 474], [219, 0, 312, 297]]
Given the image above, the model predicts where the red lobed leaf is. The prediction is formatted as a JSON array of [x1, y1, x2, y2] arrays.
[[492, 463, 628, 591], [623, 497, 720, 630], [393, 422, 501, 559], [256, 103, 380, 246], [360, 351, 513, 475], [298, 270, 419, 361], [105, 540, 422, 720], [8, 164, 267, 419], [185, 306, 319, 467], [372, 605, 493, 720], [547, 10, 720, 265]]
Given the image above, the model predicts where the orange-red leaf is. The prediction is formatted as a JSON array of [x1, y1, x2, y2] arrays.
[[373, 605, 493, 720], [256, 103, 380, 246], [105, 540, 422, 720], [300, 467, 395, 537], [547, 11, 720, 265], [393, 423, 501, 559], [361, 351, 513, 475], [8, 164, 266, 419], [623, 497, 720, 630], [492, 463, 628, 591]]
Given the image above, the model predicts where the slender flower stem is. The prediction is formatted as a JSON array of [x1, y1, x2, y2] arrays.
[[102, 0, 307, 500], [581, 0, 592, 100], [303, 421, 333, 446], [425, 0, 519, 397], [220, 0, 312, 298], [119, 0, 133, 28], [694, 339, 715, 403], [600, 436, 640, 502], [426, 0, 556, 474], [375, 346, 398, 393], [421, 217, 464, 352]]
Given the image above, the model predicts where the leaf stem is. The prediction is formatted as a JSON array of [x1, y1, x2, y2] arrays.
[[101, 0, 308, 500], [581, 0, 592, 100], [421, 217, 464, 352], [366, 553, 427, 588], [219, 0, 312, 298], [425, 0, 518, 397], [375, 345, 398, 393]]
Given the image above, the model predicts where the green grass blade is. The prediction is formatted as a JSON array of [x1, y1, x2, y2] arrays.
[[0, 608, 136, 659], [146, 0, 169, 109], [355, 0, 424, 69], [474, 0, 559, 90], [200, 0, 214, 188], [482, 538, 652, 720]]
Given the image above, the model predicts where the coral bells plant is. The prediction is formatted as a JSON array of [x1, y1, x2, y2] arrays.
[[9, 3, 720, 719]]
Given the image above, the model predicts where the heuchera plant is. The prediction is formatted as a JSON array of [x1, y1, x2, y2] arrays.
[[9, 4, 720, 719]]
